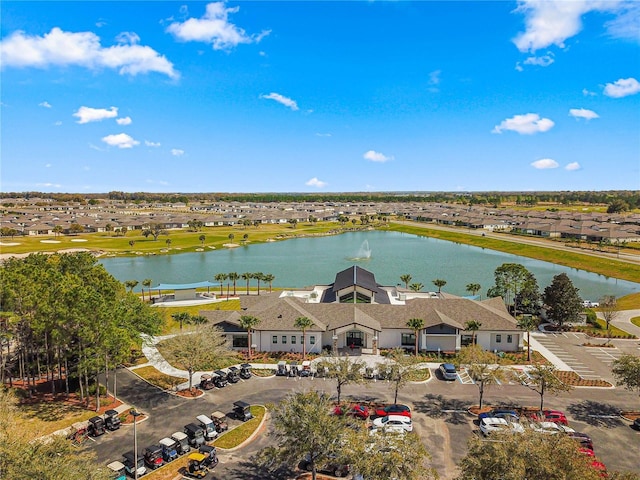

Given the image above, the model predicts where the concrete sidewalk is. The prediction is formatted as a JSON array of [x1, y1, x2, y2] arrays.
[[603, 309, 640, 338]]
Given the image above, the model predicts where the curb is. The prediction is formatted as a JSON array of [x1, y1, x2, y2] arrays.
[[216, 405, 268, 452]]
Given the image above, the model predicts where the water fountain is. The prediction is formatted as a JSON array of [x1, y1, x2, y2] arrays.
[[349, 240, 372, 261]]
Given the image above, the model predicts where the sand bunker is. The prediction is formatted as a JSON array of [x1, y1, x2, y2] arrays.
[[0, 242, 20, 246], [40, 240, 61, 244], [71, 238, 88, 242], [223, 243, 240, 248]]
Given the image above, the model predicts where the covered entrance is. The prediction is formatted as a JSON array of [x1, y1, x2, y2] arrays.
[[346, 330, 364, 347]]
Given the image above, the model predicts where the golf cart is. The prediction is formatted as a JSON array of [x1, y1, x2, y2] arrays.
[[239, 363, 252, 379], [196, 414, 218, 441], [122, 451, 146, 478], [104, 409, 121, 431], [233, 400, 254, 422], [213, 370, 228, 388], [276, 360, 288, 376], [184, 423, 206, 447], [88, 416, 106, 437], [185, 452, 208, 478], [198, 444, 219, 469], [289, 361, 300, 377], [171, 431, 190, 455], [211, 411, 229, 432], [143, 444, 164, 470], [106, 460, 126, 480], [199, 373, 214, 390], [226, 366, 240, 383], [315, 364, 327, 378], [363, 367, 375, 379], [299, 360, 313, 377], [159, 437, 179, 463]]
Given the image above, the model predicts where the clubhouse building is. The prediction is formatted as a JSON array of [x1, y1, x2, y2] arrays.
[[201, 266, 524, 355]]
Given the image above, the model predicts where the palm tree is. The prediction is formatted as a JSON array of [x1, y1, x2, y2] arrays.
[[263, 273, 275, 293], [409, 283, 424, 292], [53, 225, 63, 237], [228, 233, 235, 243], [432, 278, 447, 294], [242, 233, 249, 243], [124, 280, 139, 293], [228, 272, 239, 296], [199, 234, 206, 246], [466, 283, 481, 299], [129, 240, 135, 248], [294, 316, 315, 359], [400, 274, 412, 289], [241, 272, 252, 295], [254, 272, 264, 295], [172, 312, 191, 331], [464, 320, 482, 345], [215, 273, 227, 296], [406, 318, 425, 356], [517, 315, 537, 362], [142, 278, 152, 302], [165, 238, 172, 248], [239, 315, 261, 360]]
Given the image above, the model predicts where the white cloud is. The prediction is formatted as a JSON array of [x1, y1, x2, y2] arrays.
[[603, 77, 640, 98], [604, 2, 640, 42], [54, 121, 62, 126], [513, 0, 616, 52], [315, 133, 332, 137], [305, 177, 327, 188], [531, 158, 559, 169], [146, 179, 170, 186], [45, 163, 52, 168], [492, 113, 554, 134], [582, 88, 597, 96], [145, 140, 161, 147], [171, 148, 185, 156], [565, 162, 581, 171], [428, 69, 441, 92], [166, 2, 270, 50], [39, 101, 52, 108], [74, 106, 118, 124], [523, 53, 555, 67], [363, 150, 393, 163], [260, 92, 299, 111], [569, 108, 599, 120], [0, 27, 178, 78], [515, 63, 524, 72], [36, 182, 62, 188], [115, 32, 140, 45], [101, 133, 140, 149], [116, 116, 132, 125]]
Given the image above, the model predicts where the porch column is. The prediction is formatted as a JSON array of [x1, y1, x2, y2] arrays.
[[332, 334, 338, 353], [372, 334, 378, 355]]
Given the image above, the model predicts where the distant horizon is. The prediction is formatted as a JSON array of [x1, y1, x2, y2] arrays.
[[2, 1, 638, 193]]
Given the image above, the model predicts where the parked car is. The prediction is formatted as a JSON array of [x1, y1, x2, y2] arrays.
[[158, 437, 179, 463], [276, 361, 288, 376], [480, 417, 524, 436], [104, 409, 121, 431], [211, 411, 229, 432], [299, 453, 350, 478], [374, 404, 411, 418], [88, 416, 106, 437], [582, 300, 600, 308], [541, 409, 569, 425], [233, 400, 254, 421], [198, 444, 219, 469], [143, 445, 164, 470], [478, 409, 520, 422], [171, 431, 190, 455], [122, 451, 146, 478], [439, 363, 458, 381], [567, 432, 594, 451], [106, 460, 126, 480], [372, 414, 413, 433], [333, 404, 370, 419], [239, 363, 252, 379], [213, 370, 228, 388], [528, 421, 574, 434], [196, 414, 218, 441], [184, 423, 206, 447], [226, 366, 240, 383]]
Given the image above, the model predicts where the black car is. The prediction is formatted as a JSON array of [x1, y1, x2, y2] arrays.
[[88, 416, 106, 437], [104, 409, 121, 431]]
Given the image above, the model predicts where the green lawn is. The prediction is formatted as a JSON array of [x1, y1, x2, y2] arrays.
[[630, 316, 640, 328], [213, 405, 266, 449]]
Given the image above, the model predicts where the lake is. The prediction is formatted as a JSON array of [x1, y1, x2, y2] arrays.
[[100, 231, 639, 299]]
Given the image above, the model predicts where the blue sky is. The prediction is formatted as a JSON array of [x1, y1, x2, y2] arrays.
[[1, 1, 639, 193]]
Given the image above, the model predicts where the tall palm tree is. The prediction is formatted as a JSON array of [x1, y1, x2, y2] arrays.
[[241, 272, 252, 295], [406, 318, 425, 356], [466, 283, 481, 299], [199, 234, 206, 246], [464, 320, 482, 345], [432, 278, 447, 294], [409, 283, 424, 292], [294, 316, 315, 360], [254, 272, 264, 295], [142, 278, 152, 302], [517, 316, 537, 362], [263, 273, 275, 293], [239, 315, 261, 360], [400, 274, 412, 289], [215, 273, 227, 296], [165, 238, 172, 248], [228, 233, 235, 243], [172, 311, 191, 331], [228, 272, 239, 296]]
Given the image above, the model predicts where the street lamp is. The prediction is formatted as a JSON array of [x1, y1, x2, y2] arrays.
[[130, 408, 141, 480]]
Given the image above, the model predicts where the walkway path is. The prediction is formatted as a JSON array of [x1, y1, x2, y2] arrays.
[[601, 309, 640, 338]]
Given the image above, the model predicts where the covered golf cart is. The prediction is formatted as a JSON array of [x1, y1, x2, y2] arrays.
[[233, 400, 254, 422], [300, 360, 313, 377], [88, 416, 106, 437], [289, 361, 299, 377], [196, 414, 218, 441], [199, 373, 214, 390], [211, 411, 228, 432], [106, 460, 126, 480], [198, 444, 219, 469], [171, 431, 190, 455], [122, 451, 146, 478], [143, 444, 164, 470], [276, 360, 288, 376], [185, 452, 209, 478], [213, 370, 228, 388], [183, 423, 206, 447], [239, 363, 252, 379], [226, 366, 240, 383], [104, 409, 121, 431], [159, 437, 179, 463]]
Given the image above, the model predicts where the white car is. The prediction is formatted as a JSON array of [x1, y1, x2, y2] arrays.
[[371, 414, 413, 433], [479, 417, 524, 436], [582, 300, 599, 308], [528, 421, 575, 434]]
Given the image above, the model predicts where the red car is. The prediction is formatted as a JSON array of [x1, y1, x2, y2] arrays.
[[333, 404, 370, 419], [591, 460, 608, 478], [541, 409, 568, 425], [374, 404, 411, 418]]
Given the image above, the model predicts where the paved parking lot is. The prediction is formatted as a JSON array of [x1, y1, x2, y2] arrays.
[[90, 366, 640, 479]]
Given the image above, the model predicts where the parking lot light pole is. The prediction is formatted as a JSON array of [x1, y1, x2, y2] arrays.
[[131, 408, 141, 480]]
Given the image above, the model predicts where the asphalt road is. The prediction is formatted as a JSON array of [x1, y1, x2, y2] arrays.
[[91, 367, 640, 479]]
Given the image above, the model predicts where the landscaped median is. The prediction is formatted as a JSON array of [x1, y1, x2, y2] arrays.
[[140, 405, 266, 480]]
